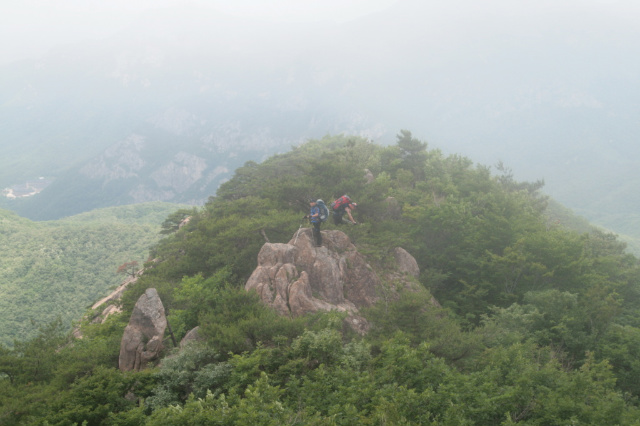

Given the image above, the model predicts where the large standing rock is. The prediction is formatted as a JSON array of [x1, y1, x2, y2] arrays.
[[246, 228, 426, 334], [119, 288, 167, 371], [246, 229, 381, 317]]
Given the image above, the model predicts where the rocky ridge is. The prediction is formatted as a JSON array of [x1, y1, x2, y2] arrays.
[[88, 228, 422, 370], [245, 228, 421, 334]]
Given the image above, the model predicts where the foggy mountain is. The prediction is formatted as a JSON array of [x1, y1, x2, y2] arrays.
[[1, 1, 638, 240]]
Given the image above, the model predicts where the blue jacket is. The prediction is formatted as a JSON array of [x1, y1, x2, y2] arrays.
[[309, 205, 320, 223]]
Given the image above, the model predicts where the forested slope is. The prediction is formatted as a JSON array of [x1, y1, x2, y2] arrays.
[[0, 202, 191, 347], [2, 134, 640, 425]]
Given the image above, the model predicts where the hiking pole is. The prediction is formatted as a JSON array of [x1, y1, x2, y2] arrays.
[[294, 217, 306, 245]]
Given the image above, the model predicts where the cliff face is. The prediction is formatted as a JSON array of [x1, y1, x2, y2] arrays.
[[78, 134, 218, 205], [245, 228, 420, 333]]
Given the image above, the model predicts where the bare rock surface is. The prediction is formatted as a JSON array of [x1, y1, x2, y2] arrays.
[[394, 247, 420, 278], [119, 288, 167, 371], [246, 228, 421, 333], [180, 326, 204, 348], [84, 270, 144, 328], [92, 273, 140, 310]]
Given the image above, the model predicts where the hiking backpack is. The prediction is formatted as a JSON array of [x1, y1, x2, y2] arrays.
[[316, 199, 330, 222], [331, 195, 351, 211]]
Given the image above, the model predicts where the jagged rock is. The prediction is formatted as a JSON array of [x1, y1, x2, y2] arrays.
[[180, 326, 203, 348], [119, 288, 167, 371], [247, 229, 379, 314], [246, 229, 421, 334], [394, 247, 420, 278]]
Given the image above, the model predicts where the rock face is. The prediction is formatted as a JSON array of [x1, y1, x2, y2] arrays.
[[394, 247, 420, 278], [246, 228, 420, 333], [74, 271, 144, 339], [180, 326, 203, 348], [119, 288, 167, 371]]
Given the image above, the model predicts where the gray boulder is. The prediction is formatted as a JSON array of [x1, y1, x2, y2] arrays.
[[180, 326, 204, 348], [394, 247, 420, 278], [119, 288, 167, 371]]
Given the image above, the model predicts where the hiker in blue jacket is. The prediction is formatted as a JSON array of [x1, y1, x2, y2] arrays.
[[305, 199, 323, 247]]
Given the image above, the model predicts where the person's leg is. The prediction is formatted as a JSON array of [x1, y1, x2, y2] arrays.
[[333, 211, 342, 225], [313, 222, 322, 246]]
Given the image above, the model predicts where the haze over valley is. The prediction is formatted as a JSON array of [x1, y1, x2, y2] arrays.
[[1, 0, 639, 241]]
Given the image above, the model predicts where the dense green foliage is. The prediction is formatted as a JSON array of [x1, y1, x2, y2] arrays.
[[0, 202, 188, 347], [2, 134, 640, 425]]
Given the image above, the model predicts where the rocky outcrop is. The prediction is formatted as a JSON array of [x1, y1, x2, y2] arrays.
[[180, 326, 203, 348], [246, 228, 420, 334], [119, 288, 167, 371], [394, 247, 420, 278], [92, 273, 138, 309], [79, 134, 146, 183], [73, 271, 143, 339], [150, 152, 207, 191], [86, 269, 145, 327]]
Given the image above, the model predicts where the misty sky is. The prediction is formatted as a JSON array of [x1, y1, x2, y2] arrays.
[[1, 0, 399, 64], [3, 0, 639, 173], [2, 0, 638, 65]]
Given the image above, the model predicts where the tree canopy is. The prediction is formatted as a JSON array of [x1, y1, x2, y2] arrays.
[[0, 202, 187, 347]]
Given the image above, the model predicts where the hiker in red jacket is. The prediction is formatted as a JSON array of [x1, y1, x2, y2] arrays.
[[331, 195, 357, 225]]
